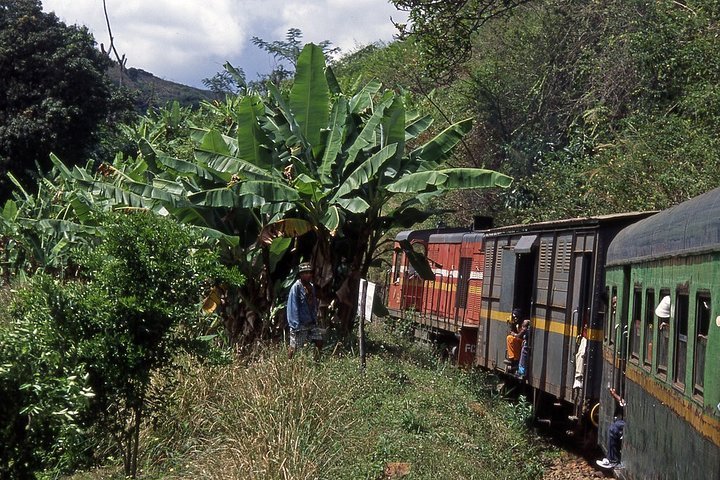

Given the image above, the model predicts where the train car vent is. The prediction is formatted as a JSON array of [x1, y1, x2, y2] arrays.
[[555, 240, 572, 273], [485, 247, 494, 272], [540, 242, 549, 272], [564, 241, 572, 272]]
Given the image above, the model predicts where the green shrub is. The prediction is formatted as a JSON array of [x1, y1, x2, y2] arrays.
[[0, 211, 243, 478], [0, 277, 95, 478]]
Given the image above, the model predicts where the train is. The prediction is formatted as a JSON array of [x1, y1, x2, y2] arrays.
[[385, 189, 720, 479]]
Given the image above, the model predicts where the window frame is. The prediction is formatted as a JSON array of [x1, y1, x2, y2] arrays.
[[656, 288, 670, 380], [630, 286, 642, 362], [643, 289, 655, 370], [692, 292, 711, 400], [672, 289, 689, 391]]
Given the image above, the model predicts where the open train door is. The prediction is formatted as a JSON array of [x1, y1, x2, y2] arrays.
[[568, 252, 593, 417], [612, 266, 631, 398]]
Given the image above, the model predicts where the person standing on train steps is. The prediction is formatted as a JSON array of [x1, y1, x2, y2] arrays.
[[596, 387, 626, 470], [287, 262, 324, 360], [505, 310, 524, 372], [516, 319, 531, 377]]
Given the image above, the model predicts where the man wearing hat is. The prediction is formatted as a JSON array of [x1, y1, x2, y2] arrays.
[[287, 262, 323, 359]]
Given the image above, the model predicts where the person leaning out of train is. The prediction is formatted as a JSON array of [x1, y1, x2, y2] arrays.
[[596, 387, 626, 470], [656, 295, 671, 331], [505, 309, 524, 371]]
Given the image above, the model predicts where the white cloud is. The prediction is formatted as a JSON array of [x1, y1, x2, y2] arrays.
[[41, 0, 408, 87]]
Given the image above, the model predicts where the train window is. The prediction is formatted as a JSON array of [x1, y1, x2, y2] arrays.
[[609, 287, 618, 345], [656, 289, 670, 378], [455, 257, 472, 309], [630, 288, 642, 361], [693, 294, 711, 397], [602, 287, 610, 343], [673, 292, 689, 389], [643, 289, 655, 369]]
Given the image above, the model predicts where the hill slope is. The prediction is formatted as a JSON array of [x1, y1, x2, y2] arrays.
[[108, 63, 219, 110]]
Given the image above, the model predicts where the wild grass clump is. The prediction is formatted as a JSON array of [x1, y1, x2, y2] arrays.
[[142, 348, 357, 480]]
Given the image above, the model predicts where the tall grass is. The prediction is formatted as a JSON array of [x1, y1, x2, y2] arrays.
[[72, 324, 552, 479], [146, 350, 356, 479]]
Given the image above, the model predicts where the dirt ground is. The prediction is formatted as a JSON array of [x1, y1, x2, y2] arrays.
[[542, 450, 614, 480]]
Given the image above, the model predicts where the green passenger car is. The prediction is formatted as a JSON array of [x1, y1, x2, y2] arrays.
[[603, 188, 720, 479]]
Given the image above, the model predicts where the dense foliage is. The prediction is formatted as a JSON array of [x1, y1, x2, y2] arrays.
[[391, 0, 720, 225], [0, 0, 134, 199], [50, 44, 509, 343], [0, 212, 241, 478]]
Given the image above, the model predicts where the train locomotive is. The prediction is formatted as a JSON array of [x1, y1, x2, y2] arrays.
[[386, 189, 720, 479]]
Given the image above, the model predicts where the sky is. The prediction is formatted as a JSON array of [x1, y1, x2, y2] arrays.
[[41, 0, 410, 89]]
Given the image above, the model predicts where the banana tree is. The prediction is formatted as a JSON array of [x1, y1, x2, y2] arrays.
[[54, 43, 512, 340], [189, 43, 512, 335], [0, 164, 104, 283]]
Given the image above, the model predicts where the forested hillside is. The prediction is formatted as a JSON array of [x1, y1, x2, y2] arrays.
[[372, 0, 720, 225]]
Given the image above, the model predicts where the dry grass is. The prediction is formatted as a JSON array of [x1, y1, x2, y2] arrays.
[[145, 349, 355, 480]]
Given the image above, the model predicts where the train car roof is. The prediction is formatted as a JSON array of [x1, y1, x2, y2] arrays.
[[482, 211, 654, 238], [429, 231, 487, 244], [395, 227, 470, 243], [607, 187, 720, 265]]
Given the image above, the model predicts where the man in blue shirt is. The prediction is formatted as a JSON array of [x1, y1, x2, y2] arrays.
[[287, 262, 323, 359]]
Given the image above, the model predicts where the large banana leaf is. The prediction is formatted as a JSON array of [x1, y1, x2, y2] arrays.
[[157, 153, 226, 183], [319, 95, 349, 184], [194, 131, 277, 181], [34, 219, 100, 241], [405, 113, 433, 141], [439, 168, 513, 189], [236, 95, 273, 169], [238, 181, 301, 202], [387, 168, 512, 193], [333, 197, 370, 214], [259, 218, 314, 244], [267, 83, 305, 147], [320, 205, 342, 232], [333, 144, 398, 199], [76, 180, 164, 211], [349, 79, 382, 113], [269, 237, 293, 273], [188, 189, 262, 208], [343, 94, 394, 174], [290, 44, 330, 149], [407, 118, 473, 170], [294, 174, 330, 202], [398, 239, 435, 281], [380, 96, 406, 176], [325, 64, 342, 95], [49, 153, 73, 180], [191, 225, 240, 247]]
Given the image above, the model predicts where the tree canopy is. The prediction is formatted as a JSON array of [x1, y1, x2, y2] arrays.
[[0, 0, 131, 199]]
